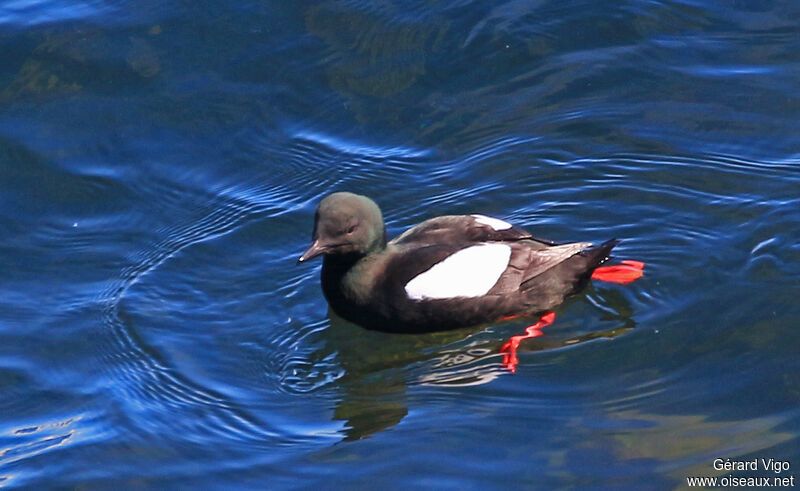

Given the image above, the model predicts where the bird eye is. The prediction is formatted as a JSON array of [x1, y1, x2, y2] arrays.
[[346, 224, 357, 234]]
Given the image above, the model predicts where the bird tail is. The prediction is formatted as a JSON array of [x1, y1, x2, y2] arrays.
[[581, 238, 620, 269]]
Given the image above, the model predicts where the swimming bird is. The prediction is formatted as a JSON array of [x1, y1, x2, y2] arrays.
[[298, 192, 642, 334]]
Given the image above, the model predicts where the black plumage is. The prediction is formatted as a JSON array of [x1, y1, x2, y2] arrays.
[[299, 192, 618, 333]]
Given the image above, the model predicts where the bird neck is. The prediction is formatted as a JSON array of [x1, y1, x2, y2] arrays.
[[322, 251, 375, 306]]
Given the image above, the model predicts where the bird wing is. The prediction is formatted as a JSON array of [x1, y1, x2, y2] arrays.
[[488, 241, 592, 295], [382, 240, 592, 301]]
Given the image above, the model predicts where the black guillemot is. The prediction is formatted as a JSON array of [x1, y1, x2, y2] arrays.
[[298, 192, 643, 335]]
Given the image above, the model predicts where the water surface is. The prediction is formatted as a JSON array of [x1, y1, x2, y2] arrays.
[[1, 0, 799, 488]]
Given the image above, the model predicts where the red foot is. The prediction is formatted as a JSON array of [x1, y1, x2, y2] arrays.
[[500, 311, 556, 373], [591, 260, 645, 284]]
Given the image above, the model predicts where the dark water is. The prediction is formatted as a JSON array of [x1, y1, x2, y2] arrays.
[[2, 0, 799, 488]]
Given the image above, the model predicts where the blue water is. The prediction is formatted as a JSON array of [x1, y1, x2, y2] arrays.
[[1, 0, 799, 488]]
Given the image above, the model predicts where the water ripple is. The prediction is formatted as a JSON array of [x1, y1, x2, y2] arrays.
[[0, 0, 113, 28], [88, 126, 443, 448], [97, 188, 302, 444]]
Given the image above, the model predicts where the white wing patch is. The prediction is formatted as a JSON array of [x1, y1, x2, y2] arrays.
[[471, 214, 512, 231], [404, 243, 512, 301]]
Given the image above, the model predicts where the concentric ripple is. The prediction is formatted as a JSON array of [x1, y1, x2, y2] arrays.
[[93, 129, 429, 449]]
